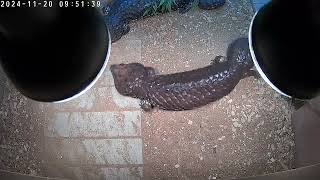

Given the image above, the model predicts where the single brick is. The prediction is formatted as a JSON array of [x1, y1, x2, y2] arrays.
[[46, 111, 141, 137], [45, 86, 140, 111], [45, 138, 143, 165]]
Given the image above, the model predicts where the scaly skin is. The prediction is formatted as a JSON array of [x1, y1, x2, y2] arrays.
[[110, 38, 256, 111]]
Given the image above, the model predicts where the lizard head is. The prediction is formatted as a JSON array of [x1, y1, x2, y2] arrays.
[[110, 63, 151, 96]]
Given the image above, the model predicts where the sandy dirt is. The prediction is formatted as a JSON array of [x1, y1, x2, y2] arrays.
[[110, 0, 296, 179], [0, 75, 45, 176]]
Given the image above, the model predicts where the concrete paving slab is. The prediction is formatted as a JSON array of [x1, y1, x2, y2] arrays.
[[42, 38, 144, 178]]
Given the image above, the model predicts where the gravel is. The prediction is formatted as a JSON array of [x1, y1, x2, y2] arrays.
[[0, 78, 45, 176]]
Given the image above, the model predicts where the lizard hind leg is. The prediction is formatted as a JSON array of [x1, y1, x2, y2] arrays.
[[139, 99, 154, 111]]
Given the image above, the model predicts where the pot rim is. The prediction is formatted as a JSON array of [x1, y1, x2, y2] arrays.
[[248, 7, 292, 98]]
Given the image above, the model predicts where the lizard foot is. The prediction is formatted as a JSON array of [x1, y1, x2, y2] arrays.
[[140, 99, 153, 111]]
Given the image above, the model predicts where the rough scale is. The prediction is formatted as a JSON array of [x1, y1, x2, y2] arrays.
[[110, 38, 257, 111]]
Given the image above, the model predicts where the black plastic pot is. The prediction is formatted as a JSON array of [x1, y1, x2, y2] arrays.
[[249, 0, 320, 99], [0, 3, 111, 102]]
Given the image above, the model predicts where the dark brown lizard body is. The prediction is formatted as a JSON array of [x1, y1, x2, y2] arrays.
[[110, 38, 256, 111]]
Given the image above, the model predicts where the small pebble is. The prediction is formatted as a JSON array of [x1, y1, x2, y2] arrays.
[[271, 144, 275, 151], [270, 158, 275, 163], [233, 122, 242, 128], [218, 136, 226, 141]]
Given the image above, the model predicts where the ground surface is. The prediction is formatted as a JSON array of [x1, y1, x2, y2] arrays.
[[0, 0, 296, 179], [0, 67, 45, 176]]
